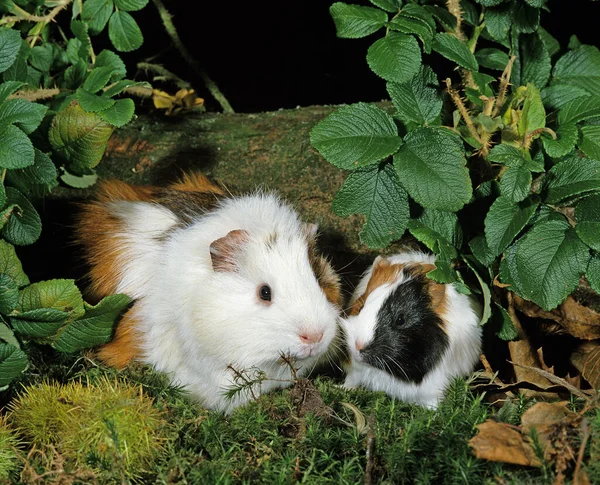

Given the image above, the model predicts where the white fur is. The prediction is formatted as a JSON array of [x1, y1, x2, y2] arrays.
[[341, 251, 482, 409], [107, 193, 340, 413]]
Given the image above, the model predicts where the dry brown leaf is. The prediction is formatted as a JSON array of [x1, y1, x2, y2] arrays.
[[521, 402, 574, 459], [514, 295, 600, 340], [152, 88, 204, 116], [571, 341, 600, 390], [469, 420, 541, 467]]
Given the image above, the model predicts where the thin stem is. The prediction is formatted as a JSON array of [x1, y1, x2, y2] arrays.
[[137, 62, 191, 90], [151, 0, 234, 113], [468, 21, 485, 53], [492, 55, 516, 118], [9, 87, 60, 101], [446, 0, 465, 40], [0, 0, 72, 25], [446, 78, 482, 145]]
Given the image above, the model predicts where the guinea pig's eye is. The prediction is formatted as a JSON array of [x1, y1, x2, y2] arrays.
[[397, 314, 405, 326], [258, 284, 272, 302]]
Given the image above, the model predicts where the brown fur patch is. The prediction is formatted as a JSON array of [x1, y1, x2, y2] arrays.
[[210, 229, 250, 272], [168, 172, 225, 194], [95, 302, 143, 368], [402, 263, 449, 318], [349, 258, 404, 316], [307, 241, 343, 308]]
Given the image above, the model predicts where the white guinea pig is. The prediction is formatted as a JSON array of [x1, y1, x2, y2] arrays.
[[76, 173, 342, 413], [341, 251, 482, 409]]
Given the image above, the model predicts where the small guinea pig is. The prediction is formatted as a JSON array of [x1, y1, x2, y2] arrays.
[[76, 173, 342, 413], [341, 251, 482, 409]]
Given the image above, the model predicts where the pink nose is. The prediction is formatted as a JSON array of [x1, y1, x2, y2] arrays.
[[299, 332, 324, 345], [355, 340, 364, 352]]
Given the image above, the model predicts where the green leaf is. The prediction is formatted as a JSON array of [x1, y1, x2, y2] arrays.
[[95, 49, 126, 82], [329, 3, 387, 39], [4, 149, 58, 197], [492, 303, 517, 341], [432, 33, 478, 71], [97, 97, 134, 127], [2, 39, 28, 82], [76, 88, 116, 112], [53, 294, 131, 353], [464, 257, 491, 326], [48, 101, 115, 173], [519, 33, 551, 89], [426, 242, 458, 284], [474, 0, 503, 6], [518, 84, 545, 139], [552, 45, 600, 95], [82, 0, 114, 34], [83, 66, 115, 93], [332, 163, 409, 248], [394, 127, 472, 211], [469, 235, 495, 267], [475, 48, 509, 70], [0, 343, 27, 388], [29, 44, 53, 72], [587, 253, 600, 295], [70, 19, 91, 60], [16, 278, 84, 319], [558, 96, 600, 125], [387, 5, 434, 52], [101, 79, 145, 98], [543, 156, 600, 204], [542, 123, 578, 158], [541, 85, 590, 111], [512, 2, 539, 34], [108, 10, 143, 52], [366, 32, 421, 83], [579, 125, 600, 160], [415, 207, 463, 249], [500, 221, 589, 310], [0, 274, 18, 314], [115, 0, 148, 10], [368, 0, 400, 12], [10, 308, 70, 338], [488, 144, 528, 168], [387, 65, 442, 125], [0, 204, 18, 230], [1, 187, 41, 245], [0, 29, 21, 74], [0, 98, 48, 134], [575, 195, 600, 251], [59, 169, 98, 188], [0, 125, 34, 169], [0, 318, 19, 347], [0, 240, 28, 287], [64, 59, 87, 89], [310, 102, 401, 169], [0, 81, 23, 104], [484, 195, 539, 257], [499, 166, 532, 203], [485, 4, 511, 43], [538, 27, 560, 57]]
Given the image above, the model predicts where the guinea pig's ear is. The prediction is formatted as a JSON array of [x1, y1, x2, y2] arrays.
[[405, 263, 447, 310], [302, 222, 319, 241], [209, 229, 250, 272], [373, 256, 390, 269]]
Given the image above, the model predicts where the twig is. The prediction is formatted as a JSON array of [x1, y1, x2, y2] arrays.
[[8, 87, 60, 101], [137, 62, 191, 90], [492, 55, 516, 118], [364, 414, 377, 485], [509, 361, 591, 401], [151, 0, 234, 113], [572, 419, 590, 485], [446, 0, 465, 41], [0, 0, 72, 25], [446, 78, 482, 145]]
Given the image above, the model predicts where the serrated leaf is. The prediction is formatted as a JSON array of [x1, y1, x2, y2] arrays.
[[0, 318, 19, 347], [49, 101, 115, 173], [53, 293, 131, 353], [552, 45, 600, 95], [541, 85, 590, 111], [575, 195, 600, 251], [587, 254, 600, 295], [475, 48, 509, 70], [394, 127, 472, 211], [310, 102, 401, 169], [0, 29, 21, 74], [5, 148, 58, 197], [512, 2, 539, 34], [424, 5, 456, 31], [29, 44, 53, 72], [488, 144, 528, 168], [419, 208, 463, 249], [369, 0, 400, 12], [83, 66, 115, 93], [500, 221, 590, 310], [432, 32, 478, 71], [367, 32, 421, 83], [499, 166, 532, 203], [115, 0, 148, 10], [101, 79, 144, 97], [0, 342, 27, 387], [0, 273, 18, 314], [579, 125, 600, 160], [485, 195, 539, 257], [108, 10, 143, 52], [97, 97, 134, 127], [70, 19, 91, 60], [469, 235, 495, 267], [474, 0, 503, 6], [0, 240, 28, 287], [485, 4, 511, 43], [558, 96, 600, 125], [0, 125, 34, 169], [2, 39, 28, 82], [82, 0, 114, 34], [60, 169, 98, 188], [538, 27, 560, 57], [387, 6, 434, 52], [1, 187, 41, 245], [519, 33, 551, 89], [95, 49, 126, 82], [387, 65, 441, 125], [493, 302, 517, 340], [16, 278, 84, 320], [76, 88, 116, 112], [464, 257, 491, 326], [0, 81, 23, 104], [542, 123, 578, 158], [10, 308, 70, 337], [543, 156, 600, 204], [518, 84, 545, 139], [426, 242, 458, 284], [0, 98, 48, 134], [329, 2, 387, 38], [64, 59, 87, 89], [332, 163, 409, 248], [460, 0, 479, 26]]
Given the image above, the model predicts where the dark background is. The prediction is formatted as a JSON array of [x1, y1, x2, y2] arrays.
[[113, 0, 600, 113]]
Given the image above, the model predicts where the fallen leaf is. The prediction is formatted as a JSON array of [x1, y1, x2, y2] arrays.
[[571, 341, 600, 389], [514, 295, 600, 340], [521, 401, 574, 459], [152, 88, 204, 116], [469, 420, 541, 467], [340, 402, 368, 434]]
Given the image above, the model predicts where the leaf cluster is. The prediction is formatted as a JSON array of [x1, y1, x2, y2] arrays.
[[312, 0, 600, 344]]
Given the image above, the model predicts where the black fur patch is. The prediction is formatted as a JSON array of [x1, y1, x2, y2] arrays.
[[361, 275, 449, 384], [156, 189, 223, 224]]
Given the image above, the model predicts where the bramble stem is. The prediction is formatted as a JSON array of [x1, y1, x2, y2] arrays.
[[446, 78, 482, 145], [492, 55, 516, 118], [0, 0, 72, 25], [446, 0, 465, 41]]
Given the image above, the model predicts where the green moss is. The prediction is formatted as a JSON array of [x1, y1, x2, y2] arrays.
[[0, 416, 21, 481]]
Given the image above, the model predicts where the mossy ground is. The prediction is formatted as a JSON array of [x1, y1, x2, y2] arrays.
[[1, 349, 598, 484]]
